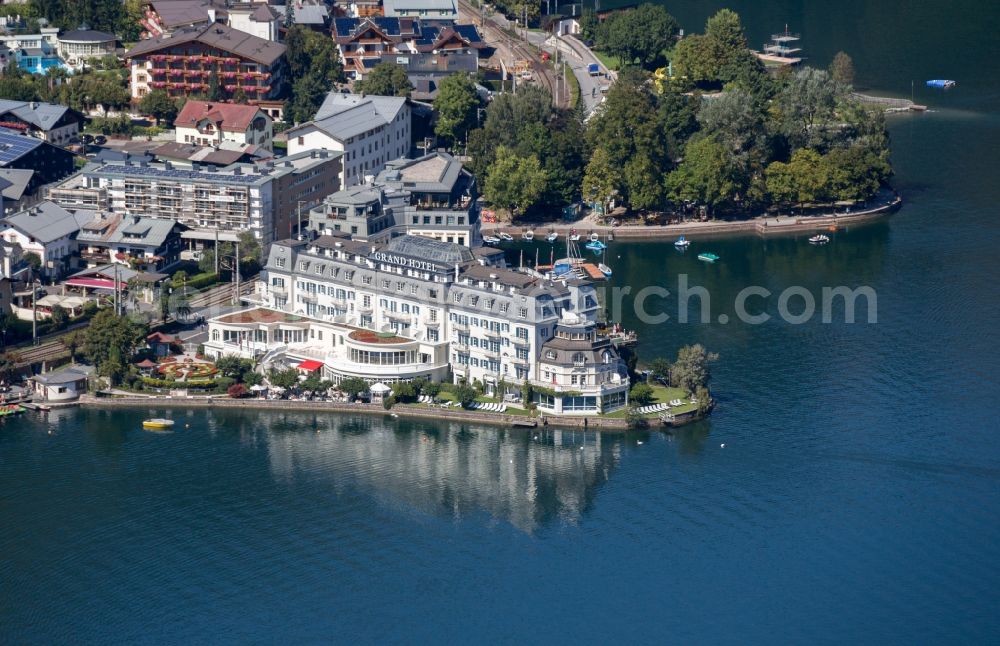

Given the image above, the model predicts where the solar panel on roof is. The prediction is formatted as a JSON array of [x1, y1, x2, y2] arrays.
[[95, 164, 262, 184], [0, 131, 43, 164]]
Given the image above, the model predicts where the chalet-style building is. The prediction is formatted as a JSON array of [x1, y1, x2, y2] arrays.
[[76, 213, 186, 272], [0, 127, 76, 196], [125, 23, 286, 101], [174, 100, 273, 150], [331, 17, 488, 80], [0, 100, 83, 145]]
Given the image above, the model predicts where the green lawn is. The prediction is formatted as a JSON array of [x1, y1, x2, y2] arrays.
[[637, 384, 697, 416], [592, 51, 622, 71]]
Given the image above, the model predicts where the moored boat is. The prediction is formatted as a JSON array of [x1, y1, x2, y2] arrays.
[[589, 232, 600, 242], [926, 79, 956, 89], [585, 240, 606, 252], [499, 232, 514, 241], [569, 230, 580, 241], [598, 263, 613, 277], [142, 418, 175, 429], [674, 236, 690, 249], [546, 231, 558, 243], [483, 235, 501, 245], [522, 230, 534, 241], [809, 234, 830, 245], [0, 404, 24, 417], [698, 252, 720, 263]]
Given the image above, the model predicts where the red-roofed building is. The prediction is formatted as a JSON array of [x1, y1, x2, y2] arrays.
[[174, 99, 273, 151], [147, 331, 181, 357]]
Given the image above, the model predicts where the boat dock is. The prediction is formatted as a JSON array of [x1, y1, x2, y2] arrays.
[[756, 26, 804, 66], [851, 92, 927, 112]]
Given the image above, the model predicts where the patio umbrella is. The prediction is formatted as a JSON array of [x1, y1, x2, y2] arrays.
[[250, 384, 268, 392], [369, 382, 391, 395]]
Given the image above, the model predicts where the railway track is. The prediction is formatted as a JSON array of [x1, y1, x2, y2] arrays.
[[456, 0, 567, 108]]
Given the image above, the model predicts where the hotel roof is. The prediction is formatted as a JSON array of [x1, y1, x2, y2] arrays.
[[125, 22, 285, 66]]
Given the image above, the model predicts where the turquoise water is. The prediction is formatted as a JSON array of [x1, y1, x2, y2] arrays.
[[3, 2, 1000, 642]]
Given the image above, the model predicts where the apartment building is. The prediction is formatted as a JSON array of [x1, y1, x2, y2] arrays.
[[45, 150, 341, 244]]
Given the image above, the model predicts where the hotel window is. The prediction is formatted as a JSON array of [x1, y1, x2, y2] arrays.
[[275, 257, 285, 268], [518, 307, 527, 319], [428, 329, 438, 342], [363, 276, 372, 285], [382, 279, 390, 289], [410, 285, 417, 295], [363, 295, 371, 307], [396, 281, 404, 291]]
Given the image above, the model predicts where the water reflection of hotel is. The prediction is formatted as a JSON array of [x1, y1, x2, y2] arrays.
[[262, 416, 624, 533]]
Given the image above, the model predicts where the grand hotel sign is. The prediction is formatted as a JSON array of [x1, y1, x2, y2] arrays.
[[370, 251, 445, 273]]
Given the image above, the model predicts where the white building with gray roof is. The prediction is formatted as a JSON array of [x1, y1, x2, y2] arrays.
[[286, 92, 411, 190], [0, 200, 96, 278], [308, 151, 479, 247], [206, 234, 629, 415]]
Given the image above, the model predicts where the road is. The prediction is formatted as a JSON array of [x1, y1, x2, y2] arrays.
[[456, 0, 568, 109], [542, 33, 616, 115]]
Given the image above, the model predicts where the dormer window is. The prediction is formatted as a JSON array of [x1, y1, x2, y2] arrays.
[[545, 350, 556, 360]]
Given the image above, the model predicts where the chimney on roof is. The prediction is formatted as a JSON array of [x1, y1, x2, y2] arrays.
[[163, 161, 172, 169], [30, 102, 37, 109]]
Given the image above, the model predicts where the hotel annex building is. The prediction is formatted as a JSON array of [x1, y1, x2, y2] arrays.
[[205, 234, 630, 415]]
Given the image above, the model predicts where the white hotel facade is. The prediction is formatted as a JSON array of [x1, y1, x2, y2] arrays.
[[205, 234, 630, 415]]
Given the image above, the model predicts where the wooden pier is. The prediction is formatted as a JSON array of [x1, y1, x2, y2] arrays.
[[851, 92, 927, 112]]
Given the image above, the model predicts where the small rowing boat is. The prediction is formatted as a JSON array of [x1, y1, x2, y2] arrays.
[[926, 79, 956, 89], [142, 418, 175, 429], [522, 230, 534, 241], [698, 252, 720, 263], [546, 231, 558, 243], [585, 240, 606, 252], [598, 263, 613, 277]]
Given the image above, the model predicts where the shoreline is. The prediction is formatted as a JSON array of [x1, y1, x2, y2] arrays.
[[78, 394, 636, 431], [487, 195, 902, 242]]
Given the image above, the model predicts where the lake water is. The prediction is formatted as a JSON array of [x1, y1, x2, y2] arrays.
[[3, 2, 1000, 642]]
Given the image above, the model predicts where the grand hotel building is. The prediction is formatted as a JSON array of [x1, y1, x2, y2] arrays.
[[205, 234, 630, 415]]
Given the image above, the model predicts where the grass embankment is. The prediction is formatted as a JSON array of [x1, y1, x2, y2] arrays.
[[592, 51, 621, 71], [564, 62, 581, 108]]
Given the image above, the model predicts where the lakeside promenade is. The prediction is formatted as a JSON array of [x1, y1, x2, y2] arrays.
[[486, 194, 902, 242], [78, 394, 633, 431]]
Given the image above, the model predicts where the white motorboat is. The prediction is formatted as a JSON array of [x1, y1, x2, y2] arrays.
[[674, 236, 691, 249], [483, 235, 501, 245], [499, 232, 514, 241], [522, 230, 534, 241], [809, 234, 830, 245], [546, 231, 558, 243]]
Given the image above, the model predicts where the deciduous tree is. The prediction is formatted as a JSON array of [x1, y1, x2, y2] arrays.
[[484, 146, 547, 220], [433, 73, 479, 147], [354, 62, 413, 97]]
